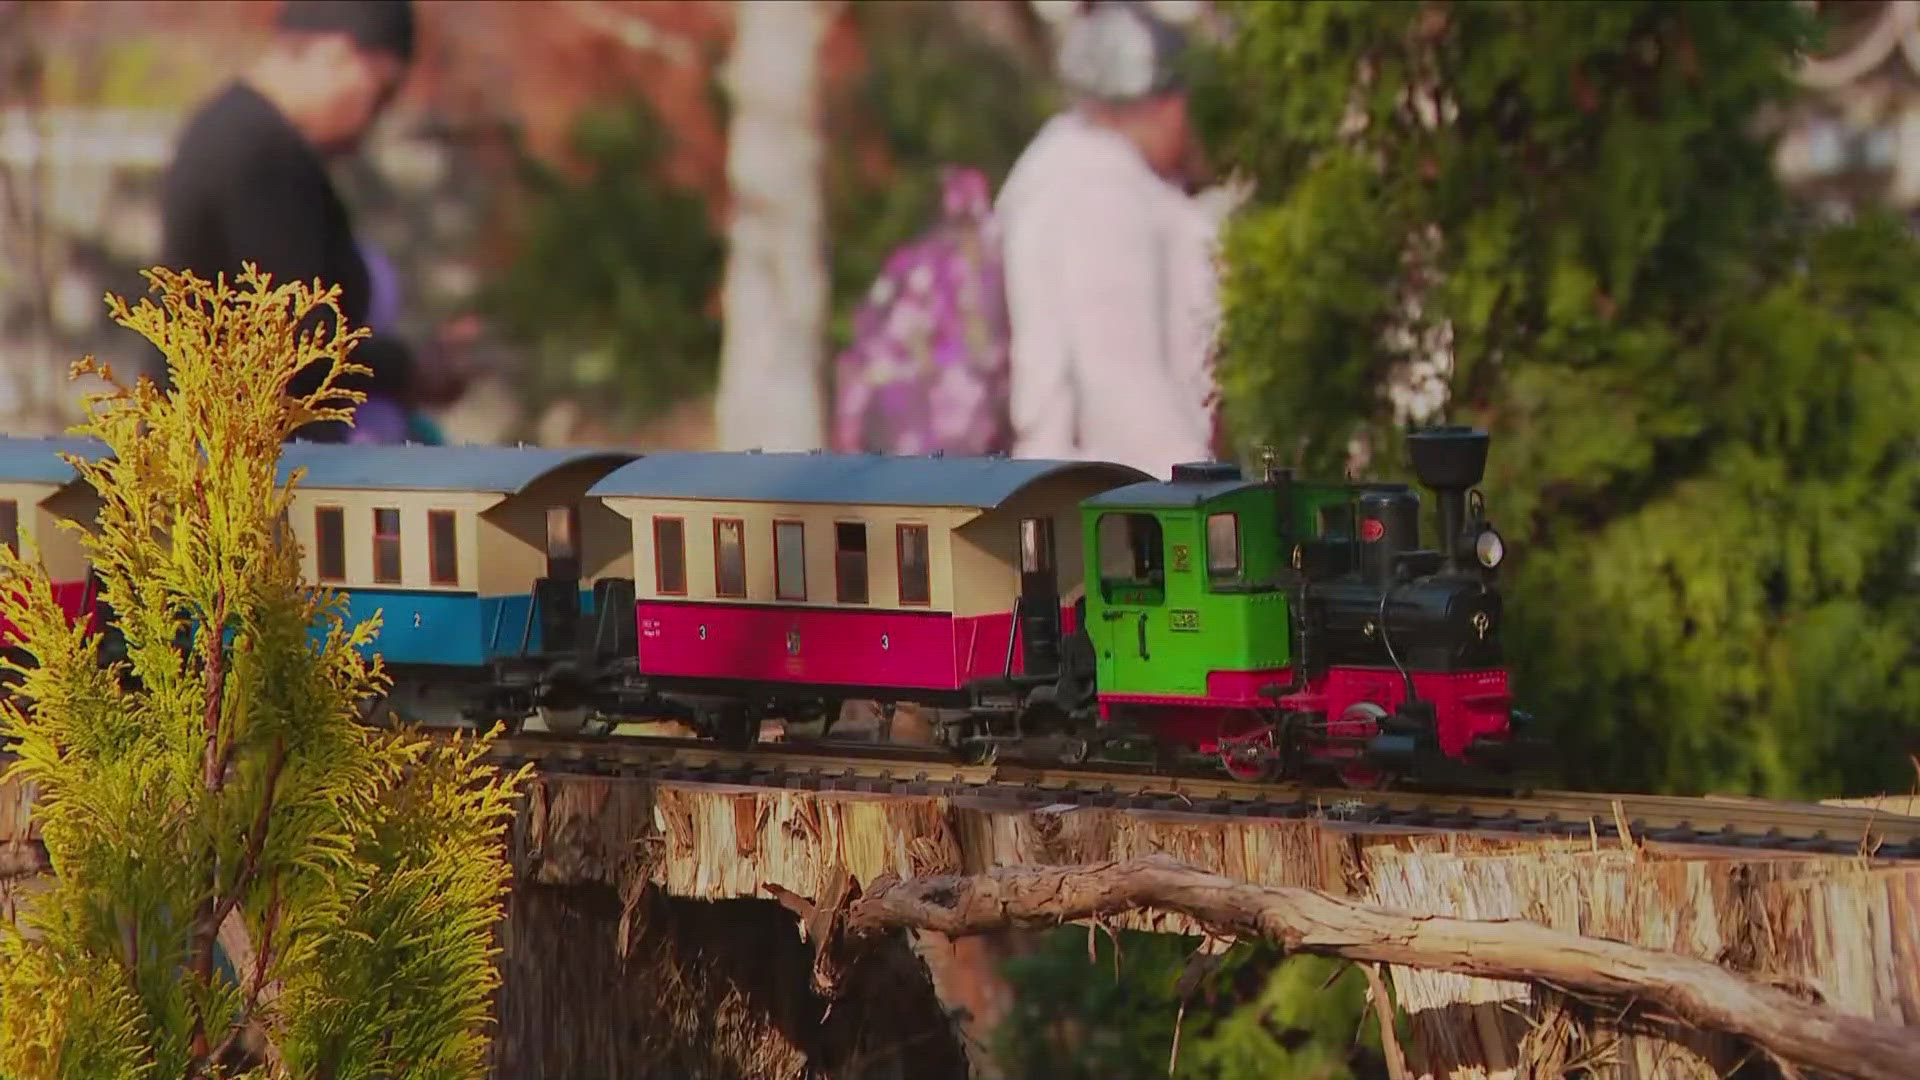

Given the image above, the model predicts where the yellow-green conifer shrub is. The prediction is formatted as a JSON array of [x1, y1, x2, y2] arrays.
[[0, 266, 528, 1079]]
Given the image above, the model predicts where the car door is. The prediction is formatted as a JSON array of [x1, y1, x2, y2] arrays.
[[1018, 516, 1063, 677], [1093, 510, 1166, 695]]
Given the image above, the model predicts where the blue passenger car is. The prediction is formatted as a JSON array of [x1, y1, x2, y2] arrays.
[[278, 442, 640, 727]]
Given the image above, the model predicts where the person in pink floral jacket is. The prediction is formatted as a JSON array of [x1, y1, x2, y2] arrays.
[[830, 167, 1014, 457]]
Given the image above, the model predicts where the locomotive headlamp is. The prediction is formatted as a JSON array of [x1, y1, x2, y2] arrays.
[[1474, 527, 1505, 569]]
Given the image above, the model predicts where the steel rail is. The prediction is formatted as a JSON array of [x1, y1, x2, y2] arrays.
[[480, 731, 1920, 861]]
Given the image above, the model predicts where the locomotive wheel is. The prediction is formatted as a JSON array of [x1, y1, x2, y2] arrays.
[[1330, 702, 1396, 790], [1221, 714, 1282, 780], [1335, 763, 1397, 791], [1218, 726, 1277, 783], [1228, 726, 1274, 776]]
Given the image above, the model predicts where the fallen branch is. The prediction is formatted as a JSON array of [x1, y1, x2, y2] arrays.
[[764, 853, 1920, 1080]]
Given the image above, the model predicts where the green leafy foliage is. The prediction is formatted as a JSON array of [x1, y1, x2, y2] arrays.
[[0, 266, 526, 1078], [1196, 0, 1920, 797], [991, 928, 1394, 1079], [484, 97, 726, 424]]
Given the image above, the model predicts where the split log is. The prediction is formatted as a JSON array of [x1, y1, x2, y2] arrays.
[[764, 853, 1920, 1080]]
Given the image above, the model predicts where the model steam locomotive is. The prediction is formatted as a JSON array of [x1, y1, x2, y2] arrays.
[[0, 425, 1536, 791]]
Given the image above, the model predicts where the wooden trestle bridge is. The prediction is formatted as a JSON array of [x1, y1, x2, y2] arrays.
[[2, 730, 1917, 1078]]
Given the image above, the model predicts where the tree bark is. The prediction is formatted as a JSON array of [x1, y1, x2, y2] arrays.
[[0, 841, 47, 878], [764, 853, 1920, 1080], [714, 0, 830, 451]]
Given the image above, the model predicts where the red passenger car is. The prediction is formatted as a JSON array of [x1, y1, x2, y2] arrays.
[[0, 437, 111, 650], [588, 451, 1147, 746]]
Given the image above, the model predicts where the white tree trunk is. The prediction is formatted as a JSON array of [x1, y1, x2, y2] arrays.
[[715, 0, 829, 451]]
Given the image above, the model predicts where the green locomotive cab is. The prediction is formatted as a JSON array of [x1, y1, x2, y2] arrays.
[[1070, 431, 1531, 788], [1075, 458, 1450, 773], [1080, 462, 1303, 703]]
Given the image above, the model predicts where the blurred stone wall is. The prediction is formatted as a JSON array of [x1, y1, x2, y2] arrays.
[[3, 0, 1907, 446], [0, 0, 741, 446]]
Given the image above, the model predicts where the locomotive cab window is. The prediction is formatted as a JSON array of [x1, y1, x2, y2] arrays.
[[428, 510, 459, 587], [714, 518, 747, 598], [1097, 512, 1164, 603], [1292, 497, 1358, 579], [372, 507, 402, 584], [0, 499, 18, 557], [654, 517, 687, 595], [774, 520, 807, 601], [1318, 503, 1353, 539], [896, 524, 931, 606], [835, 522, 868, 604], [1206, 512, 1241, 581]]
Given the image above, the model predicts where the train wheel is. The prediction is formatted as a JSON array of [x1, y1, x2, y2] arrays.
[[358, 693, 393, 728], [1336, 763, 1396, 791], [1330, 702, 1393, 790], [714, 705, 759, 751], [1218, 726, 1277, 783], [1057, 735, 1089, 766], [961, 739, 998, 766], [479, 714, 524, 738], [539, 704, 587, 736]]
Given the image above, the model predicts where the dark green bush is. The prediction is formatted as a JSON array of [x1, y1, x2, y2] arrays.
[[484, 96, 725, 424], [1198, 0, 1920, 798]]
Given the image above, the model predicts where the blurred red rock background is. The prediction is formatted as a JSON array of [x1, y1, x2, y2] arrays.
[[2, 1, 1914, 447], [0, 0, 1059, 448]]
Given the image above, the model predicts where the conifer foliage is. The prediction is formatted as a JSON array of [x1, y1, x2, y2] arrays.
[[1199, 0, 1920, 797], [0, 266, 526, 1077]]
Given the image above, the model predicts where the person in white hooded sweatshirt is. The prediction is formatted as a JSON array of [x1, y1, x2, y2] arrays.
[[997, 1, 1224, 479]]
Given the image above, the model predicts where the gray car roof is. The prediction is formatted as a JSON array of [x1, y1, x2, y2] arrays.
[[0, 436, 111, 485], [1084, 477, 1268, 509], [280, 442, 639, 494], [587, 451, 1150, 508]]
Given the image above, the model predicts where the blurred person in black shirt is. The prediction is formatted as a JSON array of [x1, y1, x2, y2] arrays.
[[159, 0, 457, 442]]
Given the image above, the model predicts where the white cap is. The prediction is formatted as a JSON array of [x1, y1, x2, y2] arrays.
[[1056, 1, 1190, 104]]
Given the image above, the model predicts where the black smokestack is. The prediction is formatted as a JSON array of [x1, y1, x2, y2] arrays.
[[1406, 426, 1488, 572]]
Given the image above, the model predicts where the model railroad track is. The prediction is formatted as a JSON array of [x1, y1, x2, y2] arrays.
[[482, 730, 1920, 861], [0, 721, 1909, 859]]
